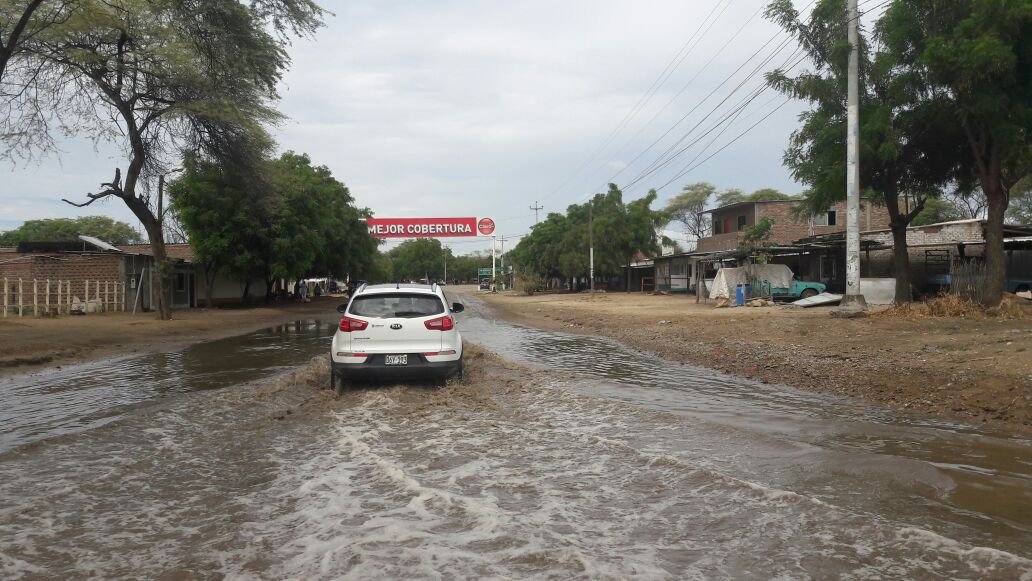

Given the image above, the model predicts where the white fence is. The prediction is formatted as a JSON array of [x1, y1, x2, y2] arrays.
[[2, 278, 126, 317]]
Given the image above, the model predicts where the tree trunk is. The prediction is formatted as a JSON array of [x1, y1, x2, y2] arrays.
[[241, 278, 252, 306], [125, 193, 171, 320], [626, 256, 632, 292], [148, 228, 172, 320], [265, 276, 276, 302], [889, 221, 912, 303], [983, 180, 1008, 306], [203, 260, 218, 308], [884, 193, 913, 303]]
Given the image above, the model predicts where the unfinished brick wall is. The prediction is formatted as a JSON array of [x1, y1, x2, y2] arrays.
[[697, 199, 889, 252], [0, 252, 127, 313]]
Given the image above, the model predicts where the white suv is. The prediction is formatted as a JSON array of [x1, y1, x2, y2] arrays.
[[330, 283, 464, 392]]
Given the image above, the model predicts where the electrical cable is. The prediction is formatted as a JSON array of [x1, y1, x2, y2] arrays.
[[538, 0, 734, 200]]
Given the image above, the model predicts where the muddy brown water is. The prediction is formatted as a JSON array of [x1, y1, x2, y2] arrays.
[[0, 295, 1030, 579]]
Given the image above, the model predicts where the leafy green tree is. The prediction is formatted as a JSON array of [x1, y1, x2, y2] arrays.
[[765, 0, 966, 303], [387, 238, 449, 282], [664, 182, 715, 241], [747, 188, 794, 202], [448, 252, 491, 283], [715, 188, 746, 207], [168, 155, 266, 306], [879, 0, 1032, 305], [1007, 177, 1032, 226], [171, 151, 375, 305], [738, 217, 776, 263], [911, 197, 966, 227], [0, 215, 142, 245], [11, 0, 323, 319], [509, 212, 571, 283]]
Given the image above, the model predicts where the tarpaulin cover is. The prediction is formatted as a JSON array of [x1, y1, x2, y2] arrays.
[[708, 264, 794, 299]]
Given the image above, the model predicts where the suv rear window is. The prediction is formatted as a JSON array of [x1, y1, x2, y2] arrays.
[[348, 293, 446, 319]]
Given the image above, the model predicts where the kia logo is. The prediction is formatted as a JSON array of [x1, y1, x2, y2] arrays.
[[390, 323, 403, 330]]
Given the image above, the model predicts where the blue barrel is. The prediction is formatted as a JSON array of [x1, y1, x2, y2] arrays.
[[735, 284, 745, 305]]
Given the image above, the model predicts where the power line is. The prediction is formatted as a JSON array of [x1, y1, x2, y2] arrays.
[[565, 0, 825, 204], [620, 44, 804, 192], [539, 0, 734, 200], [599, 3, 767, 187]]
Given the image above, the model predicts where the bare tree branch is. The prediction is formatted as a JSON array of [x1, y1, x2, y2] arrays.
[[61, 167, 122, 207]]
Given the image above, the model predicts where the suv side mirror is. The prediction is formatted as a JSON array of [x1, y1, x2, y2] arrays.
[[336, 303, 348, 313], [451, 302, 465, 313]]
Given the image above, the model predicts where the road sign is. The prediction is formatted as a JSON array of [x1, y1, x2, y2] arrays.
[[477, 217, 496, 236]]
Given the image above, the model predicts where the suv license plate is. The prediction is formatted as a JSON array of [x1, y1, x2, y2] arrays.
[[385, 354, 408, 366]]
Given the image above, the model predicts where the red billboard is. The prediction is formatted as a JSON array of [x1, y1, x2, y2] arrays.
[[367, 217, 493, 238]]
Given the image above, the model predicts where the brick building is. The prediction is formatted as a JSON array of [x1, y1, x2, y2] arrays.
[[696, 199, 889, 253], [0, 239, 196, 314]]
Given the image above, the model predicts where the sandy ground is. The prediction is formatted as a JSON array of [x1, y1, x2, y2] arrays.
[[0, 296, 346, 374], [478, 289, 1032, 435]]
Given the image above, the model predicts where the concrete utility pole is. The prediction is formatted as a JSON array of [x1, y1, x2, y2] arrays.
[[157, 167, 184, 240], [491, 235, 496, 290], [499, 235, 506, 289], [530, 201, 543, 224], [588, 202, 595, 294], [842, 0, 866, 310]]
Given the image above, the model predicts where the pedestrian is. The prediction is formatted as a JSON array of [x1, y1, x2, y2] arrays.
[[299, 280, 308, 303]]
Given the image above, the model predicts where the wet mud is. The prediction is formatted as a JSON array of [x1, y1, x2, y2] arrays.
[[1, 304, 1030, 579]]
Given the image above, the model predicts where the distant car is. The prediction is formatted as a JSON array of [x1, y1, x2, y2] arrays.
[[479, 279, 490, 290], [770, 279, 826, 300], [330, 283, 464, 394]]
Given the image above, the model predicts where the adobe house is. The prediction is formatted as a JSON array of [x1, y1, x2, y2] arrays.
[[696, 198, 889, 253]]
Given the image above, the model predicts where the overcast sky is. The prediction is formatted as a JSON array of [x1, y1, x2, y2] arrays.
[[1, 0, 838, 254]]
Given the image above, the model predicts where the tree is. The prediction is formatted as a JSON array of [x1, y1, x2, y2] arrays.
[[1007, 177, 1032, 226], [715, 188, 746, 207], [738, 216, 776, 263], [880, 0, 1032, 305], [388, 239, 448, 282], [511, 184, 665, 290], [168, 155, 264, 306], [16, 0, 323, 319], [911, 197, 966, 227], [0, 0, 79, 157], [747, 188, 794, 201], [624, 188, 667, 289], [0, 215, 142, 245], [765, 0, 965, 303], [509, 212, 571, 284], [664, 182, 715, 242], [170, 151, 377, 305]]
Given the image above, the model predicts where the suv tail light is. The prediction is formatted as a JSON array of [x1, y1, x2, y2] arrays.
[[424, 315, 454, 331], [339, 317, 368, 332]]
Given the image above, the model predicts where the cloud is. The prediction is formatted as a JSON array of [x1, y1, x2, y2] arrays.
[[2, 0, 810, 252]]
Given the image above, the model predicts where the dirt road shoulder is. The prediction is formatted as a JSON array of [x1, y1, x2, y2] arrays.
[[478, 290, 1032, 435]]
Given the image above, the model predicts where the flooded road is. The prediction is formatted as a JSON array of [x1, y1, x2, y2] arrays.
[[0, 320, 336, 454], [1, 295, 1030, 579]]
